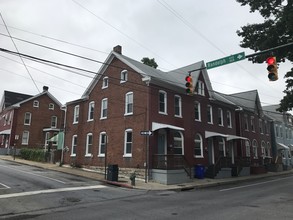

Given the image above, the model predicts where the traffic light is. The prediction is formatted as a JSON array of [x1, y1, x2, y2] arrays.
[[185, 75, 193, 95], [266, 57, 278, 81]]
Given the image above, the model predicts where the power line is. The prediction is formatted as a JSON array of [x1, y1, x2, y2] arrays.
[[71, 0, 177, 69], [0, 29, 283, 102], [0, 23, 109, 55], [0, 46, 284, 108], [0, 13, 40, 93]]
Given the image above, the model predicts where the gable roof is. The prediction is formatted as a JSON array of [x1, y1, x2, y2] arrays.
[[262, 104, 284, 122], [219, 90, 263, 114], [0, 91, 33, 111], [12, 89, 62, 108], [82, 48, 215, 99]]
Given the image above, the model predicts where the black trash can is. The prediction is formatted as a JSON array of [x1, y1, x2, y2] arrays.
[[107, 164, 118, 181], [195, 164, 205, 179]]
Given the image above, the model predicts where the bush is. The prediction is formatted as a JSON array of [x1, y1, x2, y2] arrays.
[[20, 148, 46, 162]]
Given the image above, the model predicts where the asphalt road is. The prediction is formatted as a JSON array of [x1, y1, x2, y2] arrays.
[[1, 159, 293, 220]]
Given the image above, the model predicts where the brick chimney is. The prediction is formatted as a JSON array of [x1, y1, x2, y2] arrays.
[[43, 86, 49, 91], [113, 45, 122, 54]]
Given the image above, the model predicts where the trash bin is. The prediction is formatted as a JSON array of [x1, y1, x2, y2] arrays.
[[107, 164, 118, 181], [194, 164, 205, 179]]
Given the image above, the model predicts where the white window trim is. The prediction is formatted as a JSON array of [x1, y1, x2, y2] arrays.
[[174, 95, 182, 117], [102, 76, 109, 89], [159, 90, 167, 115], [98, 132, 107, 157], [123, 129, 132, 157], [24, 112, 31, 125], [71, 135, 77, 157], [73, 105, 79, 124], [22, 131, 29, 145], [197, 81, 205, 96], [33, 100, 39, 108], [49, 103, 54, 110], [194, 133, 203, 158], [51, 116, 57, 128], [85, 133, 93, 157], [173, 131, 184, 155], [124, 92, 134, 116], [194, 101, 201, 122], [120, 70, 128, 83], [207, 105, 213, 124], [100, 98, 108, 120], [87, 101, 95, 121]]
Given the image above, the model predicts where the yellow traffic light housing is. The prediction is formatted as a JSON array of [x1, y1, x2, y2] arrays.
[[266, 57, 278, 81]]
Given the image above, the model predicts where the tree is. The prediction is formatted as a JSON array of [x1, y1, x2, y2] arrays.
[[141, 57, 158, 69], [236, 0, 293, 111]]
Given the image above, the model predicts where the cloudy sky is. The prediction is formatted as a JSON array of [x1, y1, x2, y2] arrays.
[[0, 0, 291, 106]]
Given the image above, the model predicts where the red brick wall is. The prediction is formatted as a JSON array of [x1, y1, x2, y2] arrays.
[[13, 94, 63, 149], [64, 57, 149, 168]]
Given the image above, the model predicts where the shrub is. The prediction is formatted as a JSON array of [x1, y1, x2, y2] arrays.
[[20, 148, 46, 162]]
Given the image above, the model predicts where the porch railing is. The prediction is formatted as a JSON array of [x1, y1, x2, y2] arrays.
[[152, 154, 192, 178]]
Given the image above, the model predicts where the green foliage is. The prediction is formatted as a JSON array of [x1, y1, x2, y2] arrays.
[[236, 0, 293, 111], [141, 57, 158, 69], [20, 148, 46, 162]]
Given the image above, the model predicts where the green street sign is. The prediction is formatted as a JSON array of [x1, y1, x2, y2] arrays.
[[206, 52, 245, 70]]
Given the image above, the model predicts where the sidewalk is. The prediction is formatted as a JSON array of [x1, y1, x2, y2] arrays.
[[1, 155, 293, 191]]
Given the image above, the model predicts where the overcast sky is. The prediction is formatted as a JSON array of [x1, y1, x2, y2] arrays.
[[0, 0, 291, 106]]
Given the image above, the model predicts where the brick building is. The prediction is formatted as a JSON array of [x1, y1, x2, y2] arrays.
[[63, 45, 272, 184], [0, 86, 63, 154]]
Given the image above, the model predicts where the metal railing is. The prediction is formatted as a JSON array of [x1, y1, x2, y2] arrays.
[[152, 154, 192, 177]]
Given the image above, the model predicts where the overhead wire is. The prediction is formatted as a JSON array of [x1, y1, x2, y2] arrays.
[[0, 31, 282, 102], [0, 46, 286, 114], [156, 0, 281, 93], [0, 13, 40, 93]]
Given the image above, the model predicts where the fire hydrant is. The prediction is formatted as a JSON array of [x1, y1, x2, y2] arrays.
[[130, 172, 136, 186]]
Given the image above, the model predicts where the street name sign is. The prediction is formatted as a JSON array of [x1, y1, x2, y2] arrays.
[[140, 130, 153, 136], [206, 52, 245, 70]]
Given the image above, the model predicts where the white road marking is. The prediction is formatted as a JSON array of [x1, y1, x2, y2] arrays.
[[219, 175, 293, 192], [0, 164, 66, 184], [0, 185, 107, 199], [0, 182, 10, 189]]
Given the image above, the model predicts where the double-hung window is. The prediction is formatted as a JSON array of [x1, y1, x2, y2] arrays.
[[101, 98, 108, 119], [22, 131, 29, 145], [194, 134, 203, 158], [159, 90, 167, 114], [85, 133, 93, 157], [124, 129, 132, 157], [174, 95, 182, 117], [51, 116, 57, 128], [194, 102, 201, 121], [99, 132, 107, 156], [71, 135, 77, 156], [125, 92, 133, 115], [88, 101, 95, 121], [73, 105, 79, 124], [24, 112, 31, 125], [207, 105, 213, 124]]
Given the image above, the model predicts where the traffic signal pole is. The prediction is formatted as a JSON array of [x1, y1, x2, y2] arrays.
[[244, 42, 293, 59]]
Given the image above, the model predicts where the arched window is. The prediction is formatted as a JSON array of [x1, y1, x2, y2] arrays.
[[173, 131, 184, 155], [219, 138, 226, 157], [245, 139, 251, 157], [194, 134, 203, 158]]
